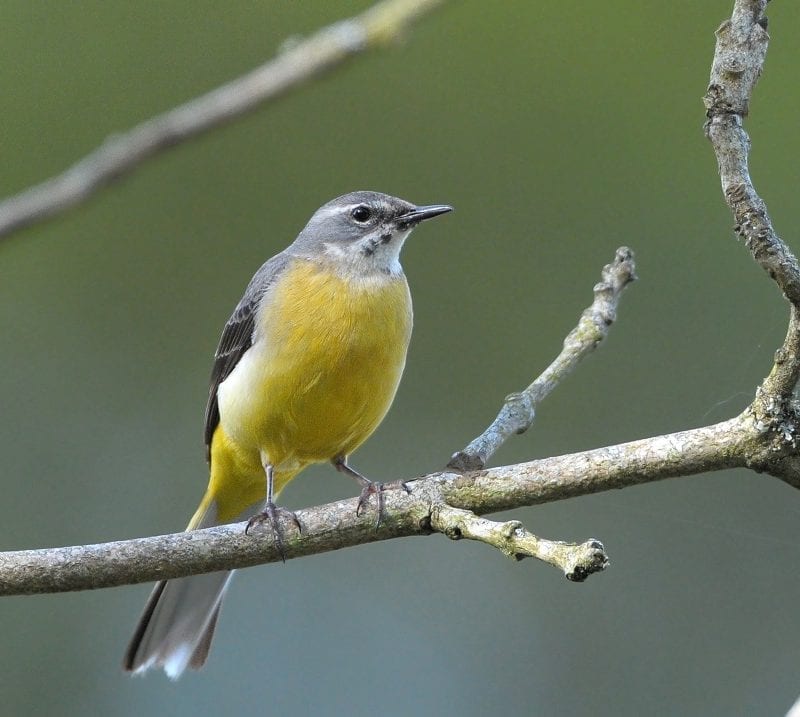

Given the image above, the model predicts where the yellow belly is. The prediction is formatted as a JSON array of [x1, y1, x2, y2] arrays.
[[204, 259, 413, 523]]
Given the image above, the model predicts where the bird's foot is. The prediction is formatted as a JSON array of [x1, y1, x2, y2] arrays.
[[245, 501, 302, 562], [333, 457, 405, 529], [356, 479, 386, 528]]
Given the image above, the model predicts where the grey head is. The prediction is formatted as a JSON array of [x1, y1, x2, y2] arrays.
[[287, 191, 452, 277]]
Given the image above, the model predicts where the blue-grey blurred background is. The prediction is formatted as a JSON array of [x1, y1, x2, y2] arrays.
[[2, 1, 799, 715]]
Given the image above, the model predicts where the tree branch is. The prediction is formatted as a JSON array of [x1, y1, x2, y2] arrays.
[[704, 0, 800, 401], [2, 0, 799, 599], [429, 504, 608, 581], [0, 0, 447, 241], [0, 413, 773, 597], [448, 247, 636, 471]]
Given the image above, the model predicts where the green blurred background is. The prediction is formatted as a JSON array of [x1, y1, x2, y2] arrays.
[[2, 1, 799, 715]]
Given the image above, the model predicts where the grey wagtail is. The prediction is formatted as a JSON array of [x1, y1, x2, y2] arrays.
[[123, 191, 452, 678]]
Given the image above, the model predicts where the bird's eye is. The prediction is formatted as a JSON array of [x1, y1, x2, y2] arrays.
[[351, 205, 372, 223]]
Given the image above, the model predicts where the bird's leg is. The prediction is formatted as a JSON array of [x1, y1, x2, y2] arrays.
[[333, 456, 386, 528], [245, 461, 301, 562]]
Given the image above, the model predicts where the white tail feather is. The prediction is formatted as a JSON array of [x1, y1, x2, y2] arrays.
[[123, 498, 261, 679]]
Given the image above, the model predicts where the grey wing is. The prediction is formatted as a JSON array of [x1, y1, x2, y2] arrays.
[[203, 252, 291, 461]]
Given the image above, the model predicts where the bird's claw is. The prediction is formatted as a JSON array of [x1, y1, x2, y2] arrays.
[[356, 480, 385, 528], [245, 501, 302, 562]]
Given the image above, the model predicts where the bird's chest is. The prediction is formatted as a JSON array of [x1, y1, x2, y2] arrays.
[[218, 261, 413, 459], [263, 260, 412, 378]]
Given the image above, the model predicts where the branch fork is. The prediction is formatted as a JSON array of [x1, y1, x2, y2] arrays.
[[430, 248, 636, 580], [448, 247, 637, 472]]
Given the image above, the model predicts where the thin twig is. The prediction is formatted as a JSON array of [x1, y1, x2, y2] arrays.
[[0, 0, 447, 241], [429, 504, 608, 581], [448, 247, 636, 471]]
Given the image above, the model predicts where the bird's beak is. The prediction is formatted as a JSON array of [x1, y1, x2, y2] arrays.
[[399, 204, 453, 225]]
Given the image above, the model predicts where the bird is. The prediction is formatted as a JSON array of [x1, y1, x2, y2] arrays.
[[122, 190, 452, 679]]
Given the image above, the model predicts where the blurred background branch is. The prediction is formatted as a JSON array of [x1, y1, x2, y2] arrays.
[[0, 0, 447, 241]]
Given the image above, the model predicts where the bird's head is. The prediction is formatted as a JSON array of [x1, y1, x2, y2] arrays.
[[289, 191, 452, 277]]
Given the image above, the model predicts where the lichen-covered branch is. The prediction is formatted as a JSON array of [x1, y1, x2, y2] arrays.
[[0, 415, 770, 597], [704, 0, 800, 400], [429, 504, 608, 581], [448, 247, 637, 471], [0, 0, 447, 241]]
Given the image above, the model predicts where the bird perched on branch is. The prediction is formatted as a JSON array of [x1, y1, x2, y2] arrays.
[[123, 191, 452, 678]]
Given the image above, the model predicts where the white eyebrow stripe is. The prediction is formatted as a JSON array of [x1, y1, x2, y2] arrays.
[[314, 204, 363, 222]]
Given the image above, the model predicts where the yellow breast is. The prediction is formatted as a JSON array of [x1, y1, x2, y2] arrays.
[[216, 258, 413, 471]]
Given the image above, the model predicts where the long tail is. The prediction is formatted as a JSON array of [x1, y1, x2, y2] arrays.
[[122, 496, 260, 680]]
